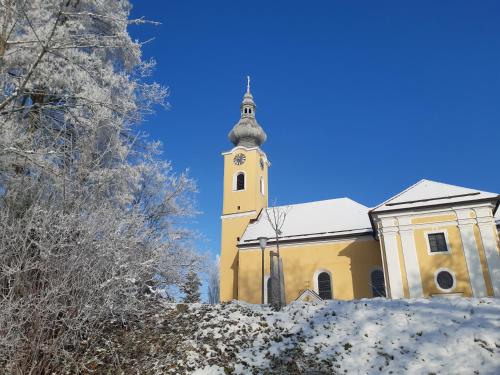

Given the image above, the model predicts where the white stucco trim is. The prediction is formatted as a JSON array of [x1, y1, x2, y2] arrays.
[[260, 176, 265, 195], [455, 208, 488, 297], [221, 210, 257, 220], [238, 234, 374, 250], [434, 268, 457, 293], [222, 146, 271, 166], [398, 226, 424, 298], [381, 232, 405, 299], [476, 220, 500, 296], [423, 230, 451, 256], [312, 269, 333, 298]]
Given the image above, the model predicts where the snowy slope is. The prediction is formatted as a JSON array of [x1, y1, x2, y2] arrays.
[[68, 298, 500, 374], [189, 299, 500, 375]]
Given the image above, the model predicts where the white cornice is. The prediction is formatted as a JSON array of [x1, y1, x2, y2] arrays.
[[221, 210, 257, 220], [238, 233, 375, 250], [221, 146, 270, 165]]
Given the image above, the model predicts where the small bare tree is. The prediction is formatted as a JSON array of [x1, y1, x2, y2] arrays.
[[265, 204, 291, 310]]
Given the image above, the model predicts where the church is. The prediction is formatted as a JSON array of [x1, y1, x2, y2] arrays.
[[219, 80, 500, 303]]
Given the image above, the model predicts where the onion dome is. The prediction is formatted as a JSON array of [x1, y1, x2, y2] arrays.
[[228, 76, 267, 148]]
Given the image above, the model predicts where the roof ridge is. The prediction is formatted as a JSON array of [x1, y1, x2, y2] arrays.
[[370, 179, 426, 212], [266, 197, 359, 210]]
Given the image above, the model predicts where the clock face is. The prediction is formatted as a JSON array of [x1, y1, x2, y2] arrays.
[[259, 158, 265, 170], [233, 153, 246, 165]]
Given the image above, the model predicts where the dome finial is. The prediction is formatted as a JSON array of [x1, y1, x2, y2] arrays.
[[246, 75, 251, 94], [228, 77, 267, 148]]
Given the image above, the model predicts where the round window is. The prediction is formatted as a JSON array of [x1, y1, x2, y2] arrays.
[[436, 270, 454, 290]]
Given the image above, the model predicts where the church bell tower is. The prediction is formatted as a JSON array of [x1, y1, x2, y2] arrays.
[[219, 77, 269, 302]]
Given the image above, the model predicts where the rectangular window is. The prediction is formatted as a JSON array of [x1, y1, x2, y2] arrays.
[[428, 233, 448, 253]]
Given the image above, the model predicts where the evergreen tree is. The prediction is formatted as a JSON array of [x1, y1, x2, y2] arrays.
[[182, 271, 201, 303]]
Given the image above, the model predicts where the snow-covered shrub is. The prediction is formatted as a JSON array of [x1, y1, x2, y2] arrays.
[[0, 1, 200, 373]]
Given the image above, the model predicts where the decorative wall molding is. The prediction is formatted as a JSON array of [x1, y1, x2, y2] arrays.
[[381, 231, 405, 298], [221, 210, 257, 220], [398, 216, 424, 298], [454, 208, 488, 297], [474, 206, 500, 296]]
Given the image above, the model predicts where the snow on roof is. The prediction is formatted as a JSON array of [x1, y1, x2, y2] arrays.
[[371, 179, 499, 213], [495, 209, 500, 225], [239, 198, 372, 246]]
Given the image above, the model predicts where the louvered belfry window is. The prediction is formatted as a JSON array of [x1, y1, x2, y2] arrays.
[[318, 272, 332, 300], [428, 233, 448, 253]]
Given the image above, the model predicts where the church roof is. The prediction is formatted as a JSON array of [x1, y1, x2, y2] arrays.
[[371, 179, 499, 214], [239, 198, 373, 247]]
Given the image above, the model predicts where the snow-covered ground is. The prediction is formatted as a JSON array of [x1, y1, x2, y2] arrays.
[[188, 298, 500, 375], [71, 298, 500, 374]]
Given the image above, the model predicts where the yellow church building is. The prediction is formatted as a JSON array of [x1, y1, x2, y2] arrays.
[[219, 80, 500, 304]]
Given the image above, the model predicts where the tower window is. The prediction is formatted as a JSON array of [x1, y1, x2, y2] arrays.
[[260, 176, 265, 195], [371, 269, 386, 297], [236, 172, 245, 191], [244, 108, 247, 114], [317, 272, 332, 300], [249, 108, 252, 114]]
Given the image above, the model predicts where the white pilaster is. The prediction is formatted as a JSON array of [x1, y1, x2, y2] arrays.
[[455, 209, 487, 297], [379, 217, 404, 299], [475, 207, 500, 296], [398, 217, 424, 298]]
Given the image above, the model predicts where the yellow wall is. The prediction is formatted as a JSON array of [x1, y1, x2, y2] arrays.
[[238, 237, 383, 304], [220, 147, 269, 302], [222, 148, 268, 215], [413, 223, 472, 296]]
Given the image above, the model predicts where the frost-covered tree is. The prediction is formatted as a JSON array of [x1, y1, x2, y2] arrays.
[[0, 0, 201, 373], [207, 256, 220, 304], [182, 271, 202, 303]]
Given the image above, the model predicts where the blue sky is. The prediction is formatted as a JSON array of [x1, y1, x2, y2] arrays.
[[129, 1, 500, 264]]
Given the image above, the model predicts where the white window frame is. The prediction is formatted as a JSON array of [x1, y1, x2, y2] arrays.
[[232, 171, 246, 192], [260, 176, 265, 195], [313, 269, 333, 299], [424, 230, 451, 256], [434, 268, 457, 293]]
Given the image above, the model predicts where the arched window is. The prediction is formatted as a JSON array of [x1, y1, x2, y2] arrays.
[[317, 272, 332, 300], [236, 172, 245, 191], [260, 176, 265, 195], [267, 277, 272, 304], [371, 269, 386, 297]]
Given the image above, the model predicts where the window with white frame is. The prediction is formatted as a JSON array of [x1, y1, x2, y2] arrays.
[[235, 172, 245, 191], [260, 176, 264, 195], [427, 232, 448, 253]]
